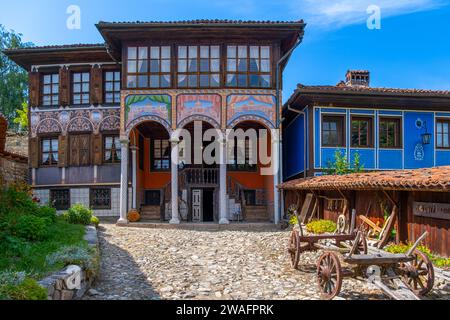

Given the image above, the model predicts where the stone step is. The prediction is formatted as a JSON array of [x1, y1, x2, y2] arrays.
[[245, 205, 270, 222], [140, 205, 161, 220]]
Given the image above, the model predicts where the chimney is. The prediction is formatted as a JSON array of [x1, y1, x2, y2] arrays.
[[345, 70, 370, 87], [0, 114, 7, 153]]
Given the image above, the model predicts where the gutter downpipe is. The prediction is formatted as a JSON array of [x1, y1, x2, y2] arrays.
[[275, 35, 303, 224], [287, 105, 308, 179]]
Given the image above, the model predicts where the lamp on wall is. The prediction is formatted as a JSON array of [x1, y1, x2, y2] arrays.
[[421, 121, 432, 145]]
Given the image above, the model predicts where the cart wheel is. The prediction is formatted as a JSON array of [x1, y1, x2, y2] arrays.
[[288, 230, 300, 269], [399, 249, 434, 296], [336, 215, 346, 234], [352, 234, 368, 255], [316, 252, 343, 300]]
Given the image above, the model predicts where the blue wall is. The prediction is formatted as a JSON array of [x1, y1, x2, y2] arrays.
[[283, 106, 450, 180]]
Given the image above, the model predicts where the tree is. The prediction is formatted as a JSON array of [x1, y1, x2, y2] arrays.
[[13, 101, 28, 132], [0, 24, 33, 131], [324, 150, 364, 175]]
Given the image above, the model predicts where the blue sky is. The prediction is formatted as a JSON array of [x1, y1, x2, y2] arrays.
[[1, 0, 450, 101]]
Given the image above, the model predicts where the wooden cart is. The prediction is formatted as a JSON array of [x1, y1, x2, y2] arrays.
[[316, 232, 435, 300], [287, 210, 367, 269]]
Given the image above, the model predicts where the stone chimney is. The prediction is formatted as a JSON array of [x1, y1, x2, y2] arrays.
[[0, 114, 7, 153], [345, 70, 370, 87]]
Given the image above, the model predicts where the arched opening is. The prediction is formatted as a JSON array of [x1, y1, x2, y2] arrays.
[[227, 120, 273, 222]]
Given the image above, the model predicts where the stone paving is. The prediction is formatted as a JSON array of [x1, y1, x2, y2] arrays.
[[83, 222, 449, 300]]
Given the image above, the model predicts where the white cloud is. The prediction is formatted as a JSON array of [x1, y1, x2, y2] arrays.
[[291, 0, 445, 28]]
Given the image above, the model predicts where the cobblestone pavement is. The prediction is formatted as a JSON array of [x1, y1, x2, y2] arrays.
[[83, 223, 449, 300]]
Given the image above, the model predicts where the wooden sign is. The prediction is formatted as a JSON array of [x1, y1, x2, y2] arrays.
[[413, 202, 450, 221]]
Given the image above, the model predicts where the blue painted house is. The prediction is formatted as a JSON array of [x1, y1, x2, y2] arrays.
[[283, 70, 450, 180]]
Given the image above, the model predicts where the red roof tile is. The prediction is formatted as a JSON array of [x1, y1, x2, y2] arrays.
[[98, 19, 305, 26], [278, 167, 450, 192], [295, 84, 450, 96]]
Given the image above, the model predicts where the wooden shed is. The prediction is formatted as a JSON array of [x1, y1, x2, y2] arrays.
[[279, 166, 450, 257]]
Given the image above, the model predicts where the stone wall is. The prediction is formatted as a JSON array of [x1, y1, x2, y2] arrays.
[[38, 226, 99, 300], [0, 154, 28, 185]]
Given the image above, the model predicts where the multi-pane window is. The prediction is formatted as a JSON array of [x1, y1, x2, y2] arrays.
[[50, 189, 70, 211], [42, 74, 59, 106], [90, 188, 111, 210], [322, 116, 345, 147], [226, 45, 271, 88], [436, 119, 450, 149], [72, 72, 90, 104], [177, 45, 220, 88], [104, 71, 121, 103], [151, 139, 170, 171], [41, 138, 59, 165], [104, 135, 121, 163], [228, 138, 257, 171], [351, 117, 373, 147], [379, 117, 402, 148], [126, 46, 171, 88]]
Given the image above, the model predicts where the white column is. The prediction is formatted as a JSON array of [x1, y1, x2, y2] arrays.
[[170, 137, 180, 224], [219, 132, 229, 224], [130, 146, 138, 209], [272, 130, 280, 225], [118, 138, 129, 224]]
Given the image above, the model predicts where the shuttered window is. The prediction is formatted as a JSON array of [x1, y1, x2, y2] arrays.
[[42, 74, 59, 106], [104, 135, 121, 163], [69, 134, 90, 166], [41, 137, 59, 166], [104, 71, 121, 103], [72, 72, 90, 105]]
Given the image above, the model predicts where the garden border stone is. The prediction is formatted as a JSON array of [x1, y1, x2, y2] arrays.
[[38, 225, 99, 300]]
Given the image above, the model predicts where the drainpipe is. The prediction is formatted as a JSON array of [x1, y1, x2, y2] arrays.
[[287, 105, 308, 179], [275, 35, 303, 222]]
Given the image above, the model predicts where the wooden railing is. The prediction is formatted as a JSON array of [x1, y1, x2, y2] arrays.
[[180, 167, 218, 186]]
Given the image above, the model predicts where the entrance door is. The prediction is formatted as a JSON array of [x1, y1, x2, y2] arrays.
[[202, 189, 214, 222], [192, 189, 202, 222]]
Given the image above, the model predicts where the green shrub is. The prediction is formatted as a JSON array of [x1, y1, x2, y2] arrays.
[[90, 216, 100, 228], [306, 220, 337, 234], [0, 271, 47, 300], [34, 206, 57, 223], [289, 214, 298, 226], [63, 204, 93, 225], [13, 215, 49, 241], [46, 245, 99, 278], [385, 243, 450, 268]]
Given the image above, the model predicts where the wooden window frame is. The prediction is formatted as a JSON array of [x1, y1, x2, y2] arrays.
[[103, 135, 121, 164], [150, 138, 170, 172], [321, 115, 346, 147], [50, 189, 70, 211], [126, 46, 171, 89], [351, 116, 374, 148], [41, 73, 59, 106], [379, 117, 402, 149], [104, 71, 121, 104], [72, 72, 90, 105], [436, 118, 450, 149], [226, 45, 271, 88], [177, 45, 221, 88], [90, 188, 111, 210], [40, 136, 59, 166]]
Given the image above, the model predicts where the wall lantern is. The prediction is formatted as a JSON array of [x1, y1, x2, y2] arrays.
[[421, 121, 432, 145]]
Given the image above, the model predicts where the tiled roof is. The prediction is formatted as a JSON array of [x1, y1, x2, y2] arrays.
[[98, 19, 304, 26], [295, 84, 450, 96], [3, 43, 105, 52], [278, 167, 450, 192]]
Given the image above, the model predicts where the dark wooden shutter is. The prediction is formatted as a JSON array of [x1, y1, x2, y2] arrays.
[[79, 134, 90, 166], [69, 135, 80, 166], [58, 135, 68, 167], [90, 67, 103, 105], [30, 137, 39, 168], [92, 133, 103, 165], [29, 72, 40, 107], [59, 67, 70, 106]]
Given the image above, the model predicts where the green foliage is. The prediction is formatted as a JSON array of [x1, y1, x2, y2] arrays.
[[13, 101, 28, 132], [0, 24, 33, 131], [46, 245, 99, 278], [63, 204, 93, 225], [324, 150, 365, 175], [34, 206, 57, 223], [306, 219, 337, 234], [289, 214, 298, 226], [90, 216, 100, 228], [0, 276, 47, 300], [13, 215, 49, 241], [385, 243, 450, 268]]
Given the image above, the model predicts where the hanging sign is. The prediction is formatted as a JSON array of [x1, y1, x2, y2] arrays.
[[413, 202, 450, 220]]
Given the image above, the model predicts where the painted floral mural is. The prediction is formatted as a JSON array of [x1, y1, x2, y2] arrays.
[[125, 94, 172, 128], [177, 94, 221, 127], [227, 94, 276, 127]]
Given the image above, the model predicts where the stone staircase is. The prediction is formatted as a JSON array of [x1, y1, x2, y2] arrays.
[[140, 205, 160, 220], [245, 205, 270, 222]]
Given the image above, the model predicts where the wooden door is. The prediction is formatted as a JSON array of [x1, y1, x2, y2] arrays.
[[192, 189, 202, 222]]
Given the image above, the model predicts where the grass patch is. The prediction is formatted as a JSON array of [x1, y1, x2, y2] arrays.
[[0, 217, 86, 279]]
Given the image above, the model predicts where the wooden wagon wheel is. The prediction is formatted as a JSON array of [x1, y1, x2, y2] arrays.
[[336, 214, 346, 234], [399, 249, 434, 296], [288, 230, 300, 269], [316, 252, 343, 300], [352, 233, 368, 254]]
